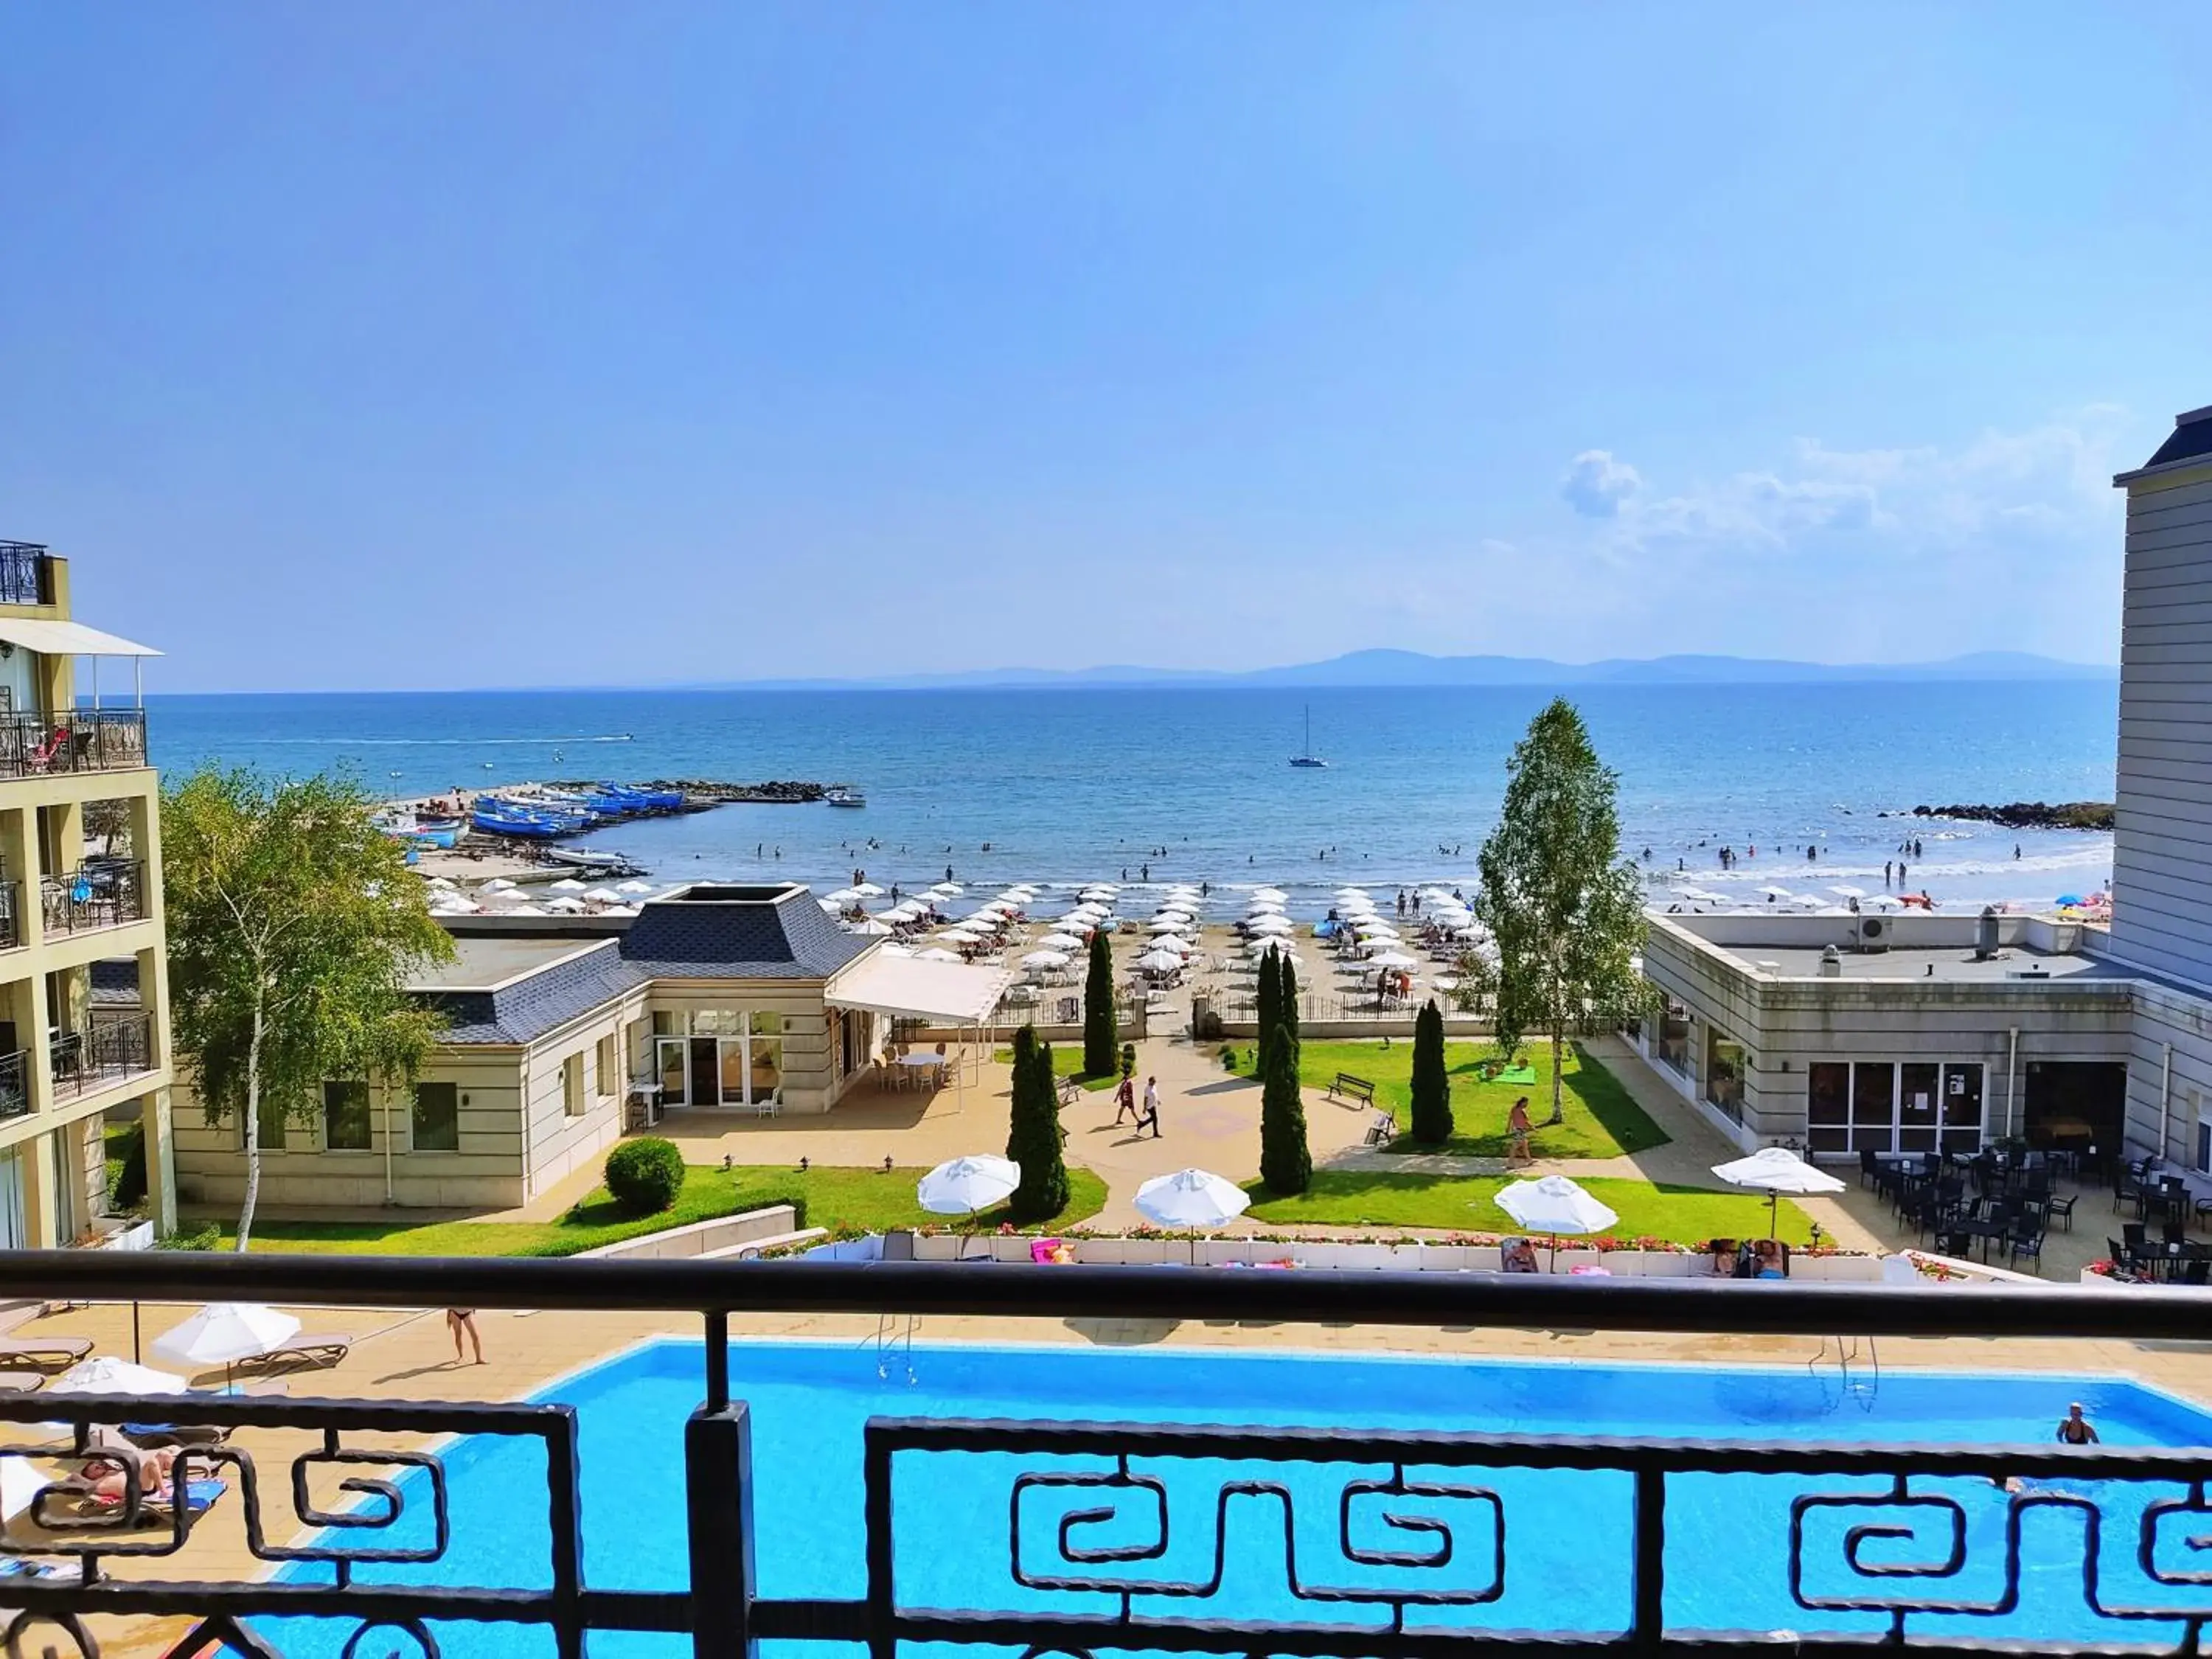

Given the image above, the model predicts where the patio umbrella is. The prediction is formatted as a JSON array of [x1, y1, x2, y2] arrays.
[[1495, 1175, 1619, 1266], [936, 928, 982, 944], [503, 904, 544, 917], [52, 1356, 186, 1395], [153, 1302, 302, 1388], [1147, 918, 1188, 933], [917, 1155, 1020, 1217], [1135, 1168, 1251, 1228], [930, 883, 963, 897], [816, 899, 842, 914], [543, 895, 587, 913], [846, 919, 894, 936], [1248, 915, 1293, 935], [617, 879, 655, 894], [1136, 948, 1184, 973], [582, 887, 623, 903], [1711, 1146, 1845, 1237], [481, 878, 518, 894], [853, 883, 885, 897], [1369, 950, 1418, 968], [1022, 950, 1070, 969], [1037, 932, 1084, 950], [546, 878, 588, 894], [824, 887, 863, 904]]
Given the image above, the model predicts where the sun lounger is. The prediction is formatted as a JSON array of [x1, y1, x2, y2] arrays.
[[237, 1332, 352, 1371], [57, 1475, 229, 1523], [0, 1336, 92, 1371], [0, 1370, 46, 1392]]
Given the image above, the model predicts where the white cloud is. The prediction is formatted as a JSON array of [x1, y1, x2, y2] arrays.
[[1560, 449, 1641, 517]]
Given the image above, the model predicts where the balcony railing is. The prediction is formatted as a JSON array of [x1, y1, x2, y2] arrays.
[[0, 538, 56, 606], [0, 1048, 25, 1119], [0, 1254, 2206, 1659], [41, 858, 147, 935], [49, 1010, 153, 1098], [0, 707, 148, 778]]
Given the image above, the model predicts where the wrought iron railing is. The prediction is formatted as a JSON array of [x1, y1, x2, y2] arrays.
[[0, 709, 148, 778], [0, 1254, 2208, 1659], [49, 1011, 153, 1099], [40, 858, 147, 935], [0, 539, 55, 606], [0, 1047, 26, 1119]]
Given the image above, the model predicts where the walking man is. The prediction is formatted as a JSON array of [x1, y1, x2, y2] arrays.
[[1141, 1074, 1163, 1138]]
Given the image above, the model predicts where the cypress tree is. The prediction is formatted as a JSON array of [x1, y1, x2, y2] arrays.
[[1259, 1020, 1312, 1194], [1256, 945, 1281, 1074], [1279, 953, 1301, 1070], [1006, 1026, 1070, 1221], [1409, 998, 1453, 1144], [1082, 929, 1118, 1078]]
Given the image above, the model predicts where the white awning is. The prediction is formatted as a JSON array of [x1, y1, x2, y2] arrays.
[[0, 617, 161, 657], [827, 953, 1014, 1025]]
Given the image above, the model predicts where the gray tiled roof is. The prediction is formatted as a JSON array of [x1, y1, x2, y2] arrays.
[[422, 884, 866, 1046]]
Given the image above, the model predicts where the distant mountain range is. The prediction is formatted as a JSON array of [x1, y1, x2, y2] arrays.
[[704, 649, 2117, 692]]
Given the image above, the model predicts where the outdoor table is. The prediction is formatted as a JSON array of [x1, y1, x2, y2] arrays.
[[1952, 1216, 2008, 1263], [894, 1053, 947, 1090]]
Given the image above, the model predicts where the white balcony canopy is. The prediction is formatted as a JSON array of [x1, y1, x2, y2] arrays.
[[0, 618, 161, 658], [827, 953, 1013, 1026]]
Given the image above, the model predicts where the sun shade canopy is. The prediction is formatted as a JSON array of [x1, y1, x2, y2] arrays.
[[827, 953, 1013, 1024], [0, 617, 161, 657]]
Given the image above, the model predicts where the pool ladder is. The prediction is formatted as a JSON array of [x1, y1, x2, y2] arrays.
[[1809, 1334, 1881, 1411], [874, 1312, 918, 1383]]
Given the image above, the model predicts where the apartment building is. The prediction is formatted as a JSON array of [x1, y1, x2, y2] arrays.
[[0, 540, 171, 1248]]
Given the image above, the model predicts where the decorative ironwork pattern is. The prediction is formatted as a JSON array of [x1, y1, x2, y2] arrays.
[[0, 541, 54, 607]]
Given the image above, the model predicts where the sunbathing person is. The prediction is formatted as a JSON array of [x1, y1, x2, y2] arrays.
[[1501, 1238, 1540, 1273]]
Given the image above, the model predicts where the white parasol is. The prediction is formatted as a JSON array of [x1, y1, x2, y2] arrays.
[[1494, 1175, 1620, 1265], [1711, 1145, 1845, 1237], [916, 1155, 1020, 1217], [1134, 1168, 1251, 1228]]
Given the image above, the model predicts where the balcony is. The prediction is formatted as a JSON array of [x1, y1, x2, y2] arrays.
[[49, 1010, 153, 1099], [0, 539, 56, 607], [0, 707, 148, 779], [0, 1047, 25, 1119], [0, 1255, 2202, 1659], [41, 858, 147, 936]]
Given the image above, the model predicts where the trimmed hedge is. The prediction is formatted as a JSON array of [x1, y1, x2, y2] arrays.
[[604, 1136, 686, 1216]]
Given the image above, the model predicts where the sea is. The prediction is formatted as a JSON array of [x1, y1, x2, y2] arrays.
[[148, 681, 2118, 916]]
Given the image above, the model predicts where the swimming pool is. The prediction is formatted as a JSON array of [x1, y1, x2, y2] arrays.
[[262, 1339, 2212, 1658]]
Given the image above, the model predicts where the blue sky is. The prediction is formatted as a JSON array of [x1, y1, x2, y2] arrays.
[[2, 2, 2204, 692]]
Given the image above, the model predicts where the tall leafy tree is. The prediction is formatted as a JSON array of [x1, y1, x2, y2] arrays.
[[1475, 699, 1650, 1126], [1082, 930, 1118, 1078], [1409, 998, 1453, 1144], [164, 768, 454, 1248], [1005, 1025, 1070, 1221], [1258, 1020, 1312, 1194]]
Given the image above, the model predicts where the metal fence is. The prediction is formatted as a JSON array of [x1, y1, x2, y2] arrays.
[[49, 1012, 153, 1099], [0, 1048, 25, 1120], [0, 710, 147, 779], [39, 859, 147, 936], [0, 540, 55, 607], [1, 1253, 2209, 1659]]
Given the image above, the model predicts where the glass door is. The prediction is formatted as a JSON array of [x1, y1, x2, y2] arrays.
[[655, 1037, 689, 1106]]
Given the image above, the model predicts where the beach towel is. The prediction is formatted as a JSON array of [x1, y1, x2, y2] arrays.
[[1489, 1062, 1537, 1085]]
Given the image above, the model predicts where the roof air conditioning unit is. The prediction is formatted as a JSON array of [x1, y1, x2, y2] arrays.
[[1855, 916, 1890, 953]]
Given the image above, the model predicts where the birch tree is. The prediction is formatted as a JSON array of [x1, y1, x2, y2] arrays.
[[1475, 700, 1650, 1125], [163, 769, 453, 1248]]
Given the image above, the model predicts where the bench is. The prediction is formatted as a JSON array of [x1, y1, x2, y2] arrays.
[[1058, 1074, 1082, 1108], [1326, 1072, 1376, 1107], [1363, 1110, 1397, 1148]]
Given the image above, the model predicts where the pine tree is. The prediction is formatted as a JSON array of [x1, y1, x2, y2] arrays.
[[1256, 945, 1281, 1074], [1005, 1026, 1070, 1222], [1259, 1020, 1312, 1194], [1409, 998, 1453, 1144], [1082, 930, 1118, 1079]]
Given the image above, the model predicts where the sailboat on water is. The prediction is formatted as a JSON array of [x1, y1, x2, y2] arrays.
[[1290, 705, 1328, 768]]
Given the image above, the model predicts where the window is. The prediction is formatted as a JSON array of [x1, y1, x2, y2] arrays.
[[249, 1096, 287, 1152], [1806, 1060, 1986, 1156], [1705, 1032, 1745, 1124], [322, 1080, 371, 1151], [1806, 1063, 1849, 1155], [594, 1034, 616, 1098], [561, 1054, 584, 1118], [652, 1009, 685, 1037], [1941, 1065, 1985, 1154], [412, 1082, 459, 1152]]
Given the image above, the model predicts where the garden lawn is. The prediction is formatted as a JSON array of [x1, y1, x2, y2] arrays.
[[1295, 1039, 1668, 1160], [992, 1044, 1120, 1091], [209, 1165, 1109, 1256], [1245, 1171, 1812, 1245]]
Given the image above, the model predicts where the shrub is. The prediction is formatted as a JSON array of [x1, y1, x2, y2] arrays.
[[605, 1137, 686, 1216], [1120, 1042, 1138, 1079], [1220, 1046, 1239, 1072], [1408, 999, 1453, 1144], [155, 1221, 221, 1252], [112, 1122, 148, 1211]]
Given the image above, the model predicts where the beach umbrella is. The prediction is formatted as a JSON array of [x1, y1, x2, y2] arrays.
[[931, 883, 963, 897], [1250, 887, 1287, 904], [617, 878, 654, 894], [1862, 894, 1900, 911], [917, 1155, 1020, 1217], [1828, 886, 1868, 901], [1134, 1168, 1251, 1229], [1370, 950, 1418, 968], [153, 1302, 302, 1387], [816, 898, 841, 914], [853, 883, 885, 897], [937, 928, 982, 944], [52, 1356, 186, 1395], [481, 878, 518, 894], [582, 886, 623, 903], [1022, 949, 1071, 969], [546, 877, 587, 894], [846, 919, 894, 936], [543, 895, 588, 914], [916, 947, 961, 963], [1037, 932, 1084, 950], [1136, 948, 1184, 973], [0, 1454, 46, 1521], [1245, 897, 1287, 914], [1711, 1146, 1846, 1237], [1247, 915, 1293, 935], [1147, 918, 1189, 934], [503, 903, 544, 917], [1495, 1175, 1619, 1265]]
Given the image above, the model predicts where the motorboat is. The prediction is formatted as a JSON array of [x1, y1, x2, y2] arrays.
[[824, 786, 867, 808]]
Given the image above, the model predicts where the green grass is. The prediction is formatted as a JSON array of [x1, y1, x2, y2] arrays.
[[991, 1045, 1121, 1091], [1245, 1171, 1813, 1245], [1294, 1039, 1669, 1160], [212, 1164, 1110, 1256]]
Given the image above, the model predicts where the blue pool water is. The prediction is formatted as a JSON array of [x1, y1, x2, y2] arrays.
[[263, 1340, 2212, 1657]]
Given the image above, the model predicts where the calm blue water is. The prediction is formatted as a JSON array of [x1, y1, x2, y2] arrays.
[[261, 1340, 2212, 1658], [153, 683, 2118, 910]]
